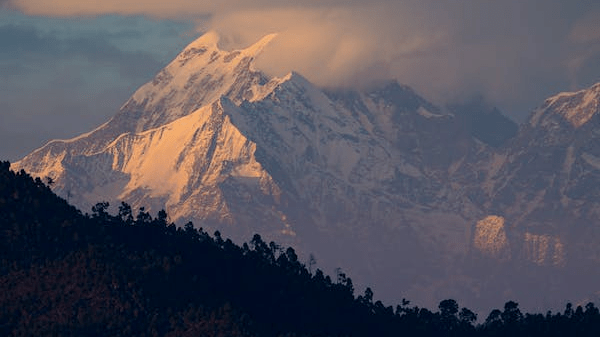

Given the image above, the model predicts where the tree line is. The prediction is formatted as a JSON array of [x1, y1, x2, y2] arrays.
[[1, 160, 600, 336]]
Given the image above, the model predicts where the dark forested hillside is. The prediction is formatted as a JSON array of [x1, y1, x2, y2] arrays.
[[1, 160, 600, 336]]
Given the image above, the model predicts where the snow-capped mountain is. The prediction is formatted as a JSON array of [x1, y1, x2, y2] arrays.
[[467, 83, 600, 264], [447, 82, 600, 310], [13, 32, 600, 312]]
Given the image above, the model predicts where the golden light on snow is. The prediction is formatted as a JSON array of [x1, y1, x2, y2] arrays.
[[473, 215, 510, 260]]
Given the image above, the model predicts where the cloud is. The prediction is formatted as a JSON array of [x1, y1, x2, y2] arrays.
[[210, 6, 449, 89], [567, 10, 600, 89], [6, 0, 600, 120], [6, 0, 282, 17], [0, 23, 164, 80], [570, 10, 600, 44], [207, 1, 600, 119]]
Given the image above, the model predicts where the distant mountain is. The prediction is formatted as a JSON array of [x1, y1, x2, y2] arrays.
[[463, 83, 600, 260], [464, 83, 600, 267], [13, 31, 600, 312], [449, 83, 600, 311]]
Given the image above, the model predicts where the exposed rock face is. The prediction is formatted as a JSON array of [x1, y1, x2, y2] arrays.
[[522, 233, 565, 266], [473, 216, 510, 260], [13, 31, 600, 312]]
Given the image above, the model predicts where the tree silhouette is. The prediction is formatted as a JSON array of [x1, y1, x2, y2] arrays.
[[3, 160, 600, 336]]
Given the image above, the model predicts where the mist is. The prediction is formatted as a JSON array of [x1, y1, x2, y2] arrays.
[[209, 2, 600, 120], [6, 0, 600, 119]]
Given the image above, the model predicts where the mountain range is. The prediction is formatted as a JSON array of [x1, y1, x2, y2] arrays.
[[13, 31, 600, 312]]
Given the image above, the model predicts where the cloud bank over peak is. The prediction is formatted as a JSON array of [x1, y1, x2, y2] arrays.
[[210, 6, 449, 89], [7, 0, 600, 119]]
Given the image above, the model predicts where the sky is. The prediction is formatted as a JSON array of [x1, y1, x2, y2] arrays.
[[1, 0, 600, 161]]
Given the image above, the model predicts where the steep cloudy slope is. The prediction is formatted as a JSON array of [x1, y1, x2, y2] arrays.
[[13, 31, 600, 312]]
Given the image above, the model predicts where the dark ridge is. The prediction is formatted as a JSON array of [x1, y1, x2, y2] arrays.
[[1, 161, 599, 336]]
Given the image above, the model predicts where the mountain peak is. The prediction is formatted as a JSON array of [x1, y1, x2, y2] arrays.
[[112, 32, 279, 135], [181, 31, 277, 60], [242, 33, 277, 57], [530, 82, 600, 128], [185, 30, 221, 50]]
